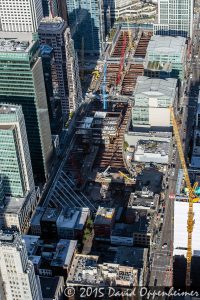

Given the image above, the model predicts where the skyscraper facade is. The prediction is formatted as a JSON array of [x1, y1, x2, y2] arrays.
[[39, 17, 82, 117], [154, 0, 193, 38], [0, 0, 43, 32], [0, 32, 54, 181], [41, 0, 58, 17], [64, 27, 83, 112], [66, 0, 105, 56], [0, 104, 35, 197], [0, 104, 38, 233], [40, 44, 63, 134], [0, 231, 42, 300]]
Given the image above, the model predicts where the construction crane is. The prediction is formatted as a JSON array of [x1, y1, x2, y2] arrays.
[[102, 63, 107, 110], [118, 171, 135, 182], [101, 165, 111, 177], [92, 70, 100, 80], [170, 107, 199, 288], [126, 17, 132, 50], [116, 34, 127, 86]]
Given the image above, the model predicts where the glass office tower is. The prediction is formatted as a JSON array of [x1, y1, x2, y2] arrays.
[[0, 32, 54, 182], [0, 104, 35, 197], [66, 0, 105, 56], [154, 0, 193, 38]]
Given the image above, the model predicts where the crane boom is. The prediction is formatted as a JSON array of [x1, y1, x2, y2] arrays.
[[119, 171, 134, 182], [116, 34, 127, 85], [170, 107, 195, 288]]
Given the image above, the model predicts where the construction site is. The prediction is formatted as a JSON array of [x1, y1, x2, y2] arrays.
[[38, 22, 199, 290], [41, 26, 168, 213]]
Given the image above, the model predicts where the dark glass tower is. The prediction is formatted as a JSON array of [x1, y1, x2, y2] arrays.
[[0, 32, 54, 182]]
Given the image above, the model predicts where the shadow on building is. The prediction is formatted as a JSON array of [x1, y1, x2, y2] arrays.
[[154, 29, 188, 39], [104, 0, 115, 36], [68, 8, 101, 57], [173, 255, 200, 292]]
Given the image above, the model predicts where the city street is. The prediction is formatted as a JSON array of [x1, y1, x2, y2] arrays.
[[149, 9, 200, 287]]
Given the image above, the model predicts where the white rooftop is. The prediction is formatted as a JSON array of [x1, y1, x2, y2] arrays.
[[23, 235, 40, 255], [0, 32, 34, 53], [146, 35, 186, 57], [134, 76, 177, 100], [56, 207, 89, 230], [39, 17, 66, 32], [174, 201, 200, 257], [94, 111, 107, 119], [51, 239, 77, 267]]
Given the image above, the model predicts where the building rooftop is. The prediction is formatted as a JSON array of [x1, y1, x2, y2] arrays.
[[136, 140, 170, 156], [0, 32, 34, 53], [0, 231, 15, 242], [41, 207, 61, 222], [30, 207, 45, 227], [146, 35, 186, 58], [29, 255, 41, 265], [94, 207, 115, 225], [0, 231, 25, 247], [23, 235, 40, 256], [112, 211, 151, 235], [39, 17, 66, 32], [174, 201, 200, 257], [136, 168, 163, 194], [67, 254, 138, 287], [51, 239, 77, 268], [191, 129, 200, 168], [134, 76, 177, 100], [40, 276, 64, 299], [128, 193, 159, 210], [2, 195, 27, 213], [24, 238, 77, 270], [0, 125, 14, 130], [134, 140, 170, 164], [76, 110, 121, 136], [0, 104, 21, 115], [114, 246, 148, 270], [56, 207, 89, 230]]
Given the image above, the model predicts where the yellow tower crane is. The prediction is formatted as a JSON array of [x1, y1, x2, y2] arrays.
[[126, 17, 134, 50], [118, 171, 135, 182], [170, 107, 199, 288], [92, 70, 100, 80]]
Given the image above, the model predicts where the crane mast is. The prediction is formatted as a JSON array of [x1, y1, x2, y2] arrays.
[[116, 34, 127, 85], [170, 107, 196, 288]]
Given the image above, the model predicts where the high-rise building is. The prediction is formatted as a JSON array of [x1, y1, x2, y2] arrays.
[[65, 27, 83, 112], [0, 231, 42, 300], [0, 176, 5, 205], [40, 44, 63, 134], [0, 104, 35, 197], [39, 17, 82, 117], [132, 76, 178, 129], [66, 0, 105, 56], [41, 0, 68, 21], [144, 35, 187, 81], [0, 32, 54, 181], [0, 104, 38, 232], [41, 0, 58, 17], [0, 0, 43, 32], [154, 0, 193, 38]]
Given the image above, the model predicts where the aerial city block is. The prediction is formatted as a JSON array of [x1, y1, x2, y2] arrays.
[[0, 0, 199, 299]]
